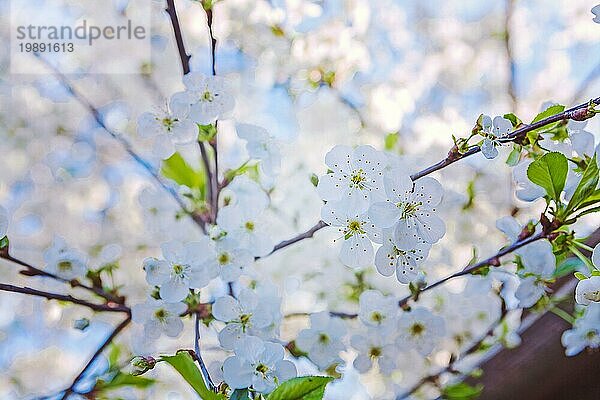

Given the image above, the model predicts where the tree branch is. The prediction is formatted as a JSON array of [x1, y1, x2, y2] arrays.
[[1, 253, 124, 305], [409, 96, 600, 181], [165, 0, 191, 74], [59, 315, 132, 399], [33, 54, 206, 234], [0, 283, 129, 313], [257, 220, 328, 260], [194, 312, 215, 391]]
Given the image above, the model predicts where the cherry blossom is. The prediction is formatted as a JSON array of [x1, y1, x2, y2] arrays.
[[374, 229, 431, 283], [131, 298, 187, 340], [176, 72, 235, 124], [351, 329, 397, 374], [223, 336, 296, 393], [43, 237, 87, 280], [479, 115, 512, 159], [236, 123, 282, 177], [562, 303, 600, 356], [575, 276, 600, 306], [296, 311, 346, 369], [216, 204, 274, 257], [396, 307, 446, 356]]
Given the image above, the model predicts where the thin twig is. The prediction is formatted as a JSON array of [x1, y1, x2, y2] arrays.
[[257, 220, 328, 260], [409, 96, 600, 180], [0, 283, 129, 313], [59, 315, 132, 399], [33, 54, 206, 234], [165, 0, 191, 74], [194, 312, 216, 391], [397, 232, 545, 308], [1, 253, 124, 304]]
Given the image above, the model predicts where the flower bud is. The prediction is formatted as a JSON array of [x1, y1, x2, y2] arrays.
[[131, 356, 156, 376]]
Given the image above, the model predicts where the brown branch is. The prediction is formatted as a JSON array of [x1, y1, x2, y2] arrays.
[[1, 253, 124, 305], [165, 0, 191, 74], [409, 96, 600, 181], [257, 220, 328, 260], [59, 315, 132, 399], [0, 283, 129, 313], [33, 54, 206, 234]]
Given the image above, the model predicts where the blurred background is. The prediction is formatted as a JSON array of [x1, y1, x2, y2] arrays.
[[0, 0, 599, 398]]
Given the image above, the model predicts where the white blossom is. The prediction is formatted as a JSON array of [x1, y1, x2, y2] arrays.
[[396, 307, 445, 356], [358, 290, 398, 331], [374, 230, 431, 283], [317, 145, 387, 213], [515, 276, 546, 308], [43, 237, 87, 280], [176, 72, 235, 124], [143, 239, 218, 302], [593, 4, 600, 24], [575, 276, 600, 306], [137, 96, 197, 159], [369, 170, 445, 246], [213, 288, 280, 350], [321, 202, 381, 268], [223, 336, 296, 393], [479, 115, 512, 159], [236, 124, 281, 177], [296, 311, 346, 369], [217, 204, 274, 257], [562, 302, 600, 356], [351, 329, 397, 374], [131, 298, 187, 340]]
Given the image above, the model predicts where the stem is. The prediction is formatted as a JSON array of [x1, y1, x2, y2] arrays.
[[165, 0, 191, 74], [60, 316, 132, 399], [570, 246, 595, 271], [0, 283, 129, 313], [549, 306, 575, 325], [397, 233, 546, 308], [504, 0, 517, 111], [570, 240, 594, 253], [194, 312, 216, 391], [33, 54, 205, 234], [409, 96, 600, 181], [257, 220, 328, 260], [2, 253, 123, 305]]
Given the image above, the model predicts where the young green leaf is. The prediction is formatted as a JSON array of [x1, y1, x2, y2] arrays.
[[161, 152, 207, 196], [441, 382, 484, 400], [160, 352, 224, 400], [266, 376, 334, 400], [565, 155, 599, 215], [531, 104, 565, 124], [526, 152, 568, 202], [574, 272, 587, 280], [95, 372, 155, 392]]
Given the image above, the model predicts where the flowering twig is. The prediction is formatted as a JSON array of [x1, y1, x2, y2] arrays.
[[33, 55, 207, 233], [410, 96, 600, 181], [0, 283, 129, 313], [59, 315, 132, 400], [398, 232, 546, 308], [194, 312, 216, 390], [1, 253, 124, 305]]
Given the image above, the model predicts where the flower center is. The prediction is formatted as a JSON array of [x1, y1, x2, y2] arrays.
[[240, 313, 252, 325], [154, 308, 168, 322], [318, 333, 330, 344], [201, 90, 214, 102], [370, 311, 384, 324], [345, 220, 365, 238], [369, 347, 382, 358], [161, 117, 177, 131], [58, 260, 73, 271], [218, 252, 230, 265], [409, 322, 425, 337], [172, 264, 185, 275], [245, 221, 255, 232], [586, 330, 598, 340], [350, 169, 367, 188], [401, 201, 422, 219], [584, 290, 600, 302], [255, 363, 269, 375]]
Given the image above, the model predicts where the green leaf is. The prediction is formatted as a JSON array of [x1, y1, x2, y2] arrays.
[[565, 155, 599, 215], [505, 145, 521, 167], [0, 236, 8, 250], [384, 133, 399, 151], [531, 104, 565, 124], [441, 382, 483, 400], [503, 113, 521, 127], [198, 124, 217, 141], [574, 272, 587, 280], [310, 173, 319, 187], [160, 351, 223, 400], [95, 372, 155, 392], [267, 376, 334, 400], [553, 257, 584, 278], [161, 152, 206, 195], [526, 152, 568, 202]]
